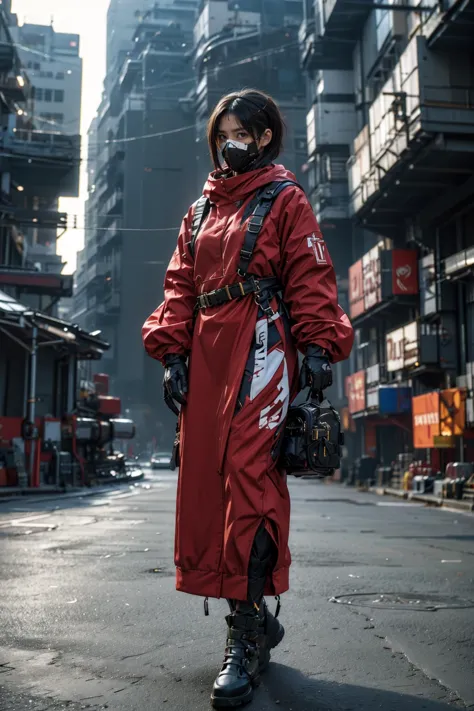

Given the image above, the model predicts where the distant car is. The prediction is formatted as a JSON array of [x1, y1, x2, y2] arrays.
[[151, 452, 173, 470], [136, 457, 151, 468]]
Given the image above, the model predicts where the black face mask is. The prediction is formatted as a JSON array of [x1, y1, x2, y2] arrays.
[[220, 139, 260, 174]]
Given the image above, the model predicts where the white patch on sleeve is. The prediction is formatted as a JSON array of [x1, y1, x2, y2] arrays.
[[250, 318, 285, 401], [307, 233, 327, 265]]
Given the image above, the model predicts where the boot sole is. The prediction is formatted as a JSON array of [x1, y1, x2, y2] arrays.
[[211, 676, 260, 709]]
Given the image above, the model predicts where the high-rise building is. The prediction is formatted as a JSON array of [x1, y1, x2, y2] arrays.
[[0, 9, 80, 312], [300, 0, 474, 469], [8, 21, 82, 282], [193, 0, 307, 190], [74, 0, 198, 448], [10, 23, 82, 135]]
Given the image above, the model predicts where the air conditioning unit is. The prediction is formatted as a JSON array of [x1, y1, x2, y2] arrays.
[[391, 9, 407, 38]]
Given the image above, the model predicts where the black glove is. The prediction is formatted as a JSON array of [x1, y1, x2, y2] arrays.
[[163, 354, 188, 415], [300, 344, 333, 396]]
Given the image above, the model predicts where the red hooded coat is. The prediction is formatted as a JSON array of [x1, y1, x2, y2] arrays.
[[143, 164, 353, 601]]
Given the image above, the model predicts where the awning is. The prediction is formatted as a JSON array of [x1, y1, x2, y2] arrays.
[[0, 289, 110, 358], [0, 267, 73, 297]]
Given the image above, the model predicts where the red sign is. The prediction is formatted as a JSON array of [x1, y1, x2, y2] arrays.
[[392, 250, 419, 295], [349, 259, 364, 319], [346, 370, 366, 414], [413, 392, 440, 448]]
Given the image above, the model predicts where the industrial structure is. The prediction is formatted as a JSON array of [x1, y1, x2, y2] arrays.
[[299, 0, 474, 475], [193, 0, 307, 188], [73, 0, 198, 449], [0, 5, 136, 492]]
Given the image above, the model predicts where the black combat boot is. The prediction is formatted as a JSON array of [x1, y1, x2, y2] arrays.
[[257, 598, 285, 672], [211, 610, 261, 709]]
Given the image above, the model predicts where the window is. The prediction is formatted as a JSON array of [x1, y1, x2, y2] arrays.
[[34, 62, 40, 70], [34, 87, 43, 101], [54, 89, 64, 103], [56, 72, 65, 80], [44, 89, 52, 102]]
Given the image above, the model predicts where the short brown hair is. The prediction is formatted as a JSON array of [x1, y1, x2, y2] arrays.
[[207, 89, 285, 171]]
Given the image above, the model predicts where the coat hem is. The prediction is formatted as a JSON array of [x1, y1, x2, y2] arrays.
[[176, 565, 290, 600]]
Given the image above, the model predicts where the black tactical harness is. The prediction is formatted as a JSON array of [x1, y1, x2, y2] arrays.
[[191, 180, 300, 317], [186, 177, 343, 478]]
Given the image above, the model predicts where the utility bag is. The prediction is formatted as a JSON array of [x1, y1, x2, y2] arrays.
[[280, 394, 344, 477]]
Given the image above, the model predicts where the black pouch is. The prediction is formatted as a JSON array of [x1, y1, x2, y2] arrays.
[[281, 394, 344, 477]]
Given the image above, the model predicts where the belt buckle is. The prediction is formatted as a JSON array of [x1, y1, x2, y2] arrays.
[[252, 277, 278, 320], [200, 292, 211, 308]]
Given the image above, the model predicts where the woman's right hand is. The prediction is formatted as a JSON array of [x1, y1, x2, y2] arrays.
[[163, 354, 188, 415]]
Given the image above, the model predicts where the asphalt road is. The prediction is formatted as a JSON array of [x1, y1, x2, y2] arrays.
[[1, 472, 474, 711]]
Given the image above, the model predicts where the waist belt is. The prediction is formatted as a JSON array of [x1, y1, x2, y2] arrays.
[[196, 276, 281, 317]]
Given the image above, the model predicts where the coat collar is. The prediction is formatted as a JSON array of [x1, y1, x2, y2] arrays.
[[203, 164, 297, 204]]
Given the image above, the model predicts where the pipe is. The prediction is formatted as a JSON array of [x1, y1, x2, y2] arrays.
[[71, 415, 85, 486], [28, 326, 38, 485], [27, 326, 38, 425], [33, 425, 41, 487], [67, 354, 75, 412]]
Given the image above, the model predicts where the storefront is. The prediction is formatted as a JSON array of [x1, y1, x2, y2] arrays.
[[345, 367, 412, 465]]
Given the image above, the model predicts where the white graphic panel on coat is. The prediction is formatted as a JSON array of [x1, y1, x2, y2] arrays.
[[258, 358, 290, 430], [250, 318, 285, 401]]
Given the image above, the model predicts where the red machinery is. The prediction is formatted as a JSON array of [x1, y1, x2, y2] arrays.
[[0, 373, 137, 490]]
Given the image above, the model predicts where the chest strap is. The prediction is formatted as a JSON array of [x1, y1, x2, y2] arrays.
[[196, 276, 280, 317], [237, 180, 300, 278]]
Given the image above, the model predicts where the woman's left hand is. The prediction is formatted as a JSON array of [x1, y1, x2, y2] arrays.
[[300, 344, 333, 395], [163, 354, 188, 415]]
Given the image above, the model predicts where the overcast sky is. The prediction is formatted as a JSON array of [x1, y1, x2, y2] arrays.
[[12, 0, 110, 272]]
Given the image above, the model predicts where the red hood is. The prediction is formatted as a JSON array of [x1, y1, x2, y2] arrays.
[[203, 164, 298, 204]]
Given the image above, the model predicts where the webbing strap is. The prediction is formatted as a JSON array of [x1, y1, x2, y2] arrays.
[[189, 196, 211, 258], [189, 179, 302, 267], [237, 180, 300, 278]]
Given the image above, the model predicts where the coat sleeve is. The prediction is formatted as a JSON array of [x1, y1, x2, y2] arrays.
[[142, 207, 196, 364], [278, 188, 354, 363]]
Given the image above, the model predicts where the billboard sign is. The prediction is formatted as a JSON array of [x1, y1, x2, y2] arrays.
[[349, 259, 364, 319], [386, 321, 419, 372], [392, 249, 419, 295], [348, 246, 419, 320], [346, 370, 366, 414], [413, 392, 440, 448]]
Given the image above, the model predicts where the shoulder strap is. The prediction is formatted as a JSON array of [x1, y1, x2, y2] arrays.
[[189, 196, 211, 259], [237, 180, 302, 278]]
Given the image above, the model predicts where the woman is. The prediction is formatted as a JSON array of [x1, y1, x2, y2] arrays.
[[142, 89, 353, 708]]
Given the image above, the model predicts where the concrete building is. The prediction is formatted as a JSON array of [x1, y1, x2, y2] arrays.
[[0, 7, 80, 313], [10, 23, 82, 135], [300, 0, 474, 472], [0, 3, 94, 422], [194, 0, 307, 190], [74, 0, 199, 449], [6, 20, 82, 284]]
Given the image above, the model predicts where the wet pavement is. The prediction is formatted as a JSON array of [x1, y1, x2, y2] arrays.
[[1, 473, 473, 710]]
